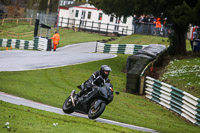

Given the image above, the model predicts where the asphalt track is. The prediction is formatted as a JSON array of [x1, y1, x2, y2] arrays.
[[0, 42, 159, 133], [0, 92, 158, 133], [0, 42, 116, 71]]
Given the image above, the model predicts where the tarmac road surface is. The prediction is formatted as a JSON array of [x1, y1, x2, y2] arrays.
[[0, 92, 159, 133], [0, 42, 116, 71]]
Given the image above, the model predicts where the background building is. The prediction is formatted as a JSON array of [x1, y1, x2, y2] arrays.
[[58, 3, 134, 35]]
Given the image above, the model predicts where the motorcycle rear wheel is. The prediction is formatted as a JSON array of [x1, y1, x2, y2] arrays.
[[62, 97, 74, 114], [88, 102, 106, 119]]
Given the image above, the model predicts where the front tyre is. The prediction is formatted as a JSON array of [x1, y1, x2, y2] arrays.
[[62, 97, 74, 114], [88, 102, 106, 119]]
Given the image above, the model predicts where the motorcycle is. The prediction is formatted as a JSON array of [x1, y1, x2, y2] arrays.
[[62, 77, 119, 119]]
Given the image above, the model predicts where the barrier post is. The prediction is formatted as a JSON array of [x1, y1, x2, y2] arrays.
[[16, 19, 19, 25], [95, 41, 99, 53], [91, 21, 94, 33], [61, 17, 63, 27], [67, 18, 69, 28], [30, 18, 32, 25], [139, 76, 145, 95], [2, 19, 4, 25], [106, 23, 109, 34]]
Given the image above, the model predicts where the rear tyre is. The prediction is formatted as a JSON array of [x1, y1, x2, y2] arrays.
[[88, 102, 106, 119], [62, 97, 74, 114]]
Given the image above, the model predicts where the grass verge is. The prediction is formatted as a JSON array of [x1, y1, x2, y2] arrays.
[[159, 56, 200, 98], [0, 55, 199, 133], [0, 24, 199, 132], [0, 24, 113, 48], [0, 101, 140, 133], [108, 34, 192, 51], [56, 28, 112, 47]]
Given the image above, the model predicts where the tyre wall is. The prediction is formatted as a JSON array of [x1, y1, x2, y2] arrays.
[[96, 42, 148, 54], [145, 76, 200, 126], [126, 44, 167, 94], [0, 37, 49, 51]]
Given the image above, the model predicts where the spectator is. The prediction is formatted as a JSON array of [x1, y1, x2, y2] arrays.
[[155, 18, 162, 35]]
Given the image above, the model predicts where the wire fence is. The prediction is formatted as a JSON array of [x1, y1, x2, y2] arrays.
[[35, 12, 58, 27], [0, 17, 34, 39], [0, 18, 34, 25], [0, 30, 33, 39], [134, 22, 172, 37]]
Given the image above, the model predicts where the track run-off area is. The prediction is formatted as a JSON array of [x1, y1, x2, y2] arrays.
[[0, 42, 158, 133]]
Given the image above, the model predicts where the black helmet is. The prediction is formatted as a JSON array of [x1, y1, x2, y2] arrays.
[[100, 65, 112, 78]]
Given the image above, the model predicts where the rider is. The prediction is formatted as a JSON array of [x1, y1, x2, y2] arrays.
[[75, 65, 112, 98]]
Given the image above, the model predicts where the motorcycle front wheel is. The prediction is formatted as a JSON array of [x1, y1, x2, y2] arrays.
[[62, 97, 74, 114], [88, 102, 106, 119]]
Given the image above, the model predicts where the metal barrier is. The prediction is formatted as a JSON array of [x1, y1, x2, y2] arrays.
[[134, 23, 172, 37], [96, 42, 148, 54], [145, 76, 200, 126]]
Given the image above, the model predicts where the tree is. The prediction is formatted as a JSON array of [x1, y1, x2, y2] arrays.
[[27, 0, 34, 9], [49, 0, 59, 13], [75, 0, 88, 3], [0, 0, 12, 5], [89, 0, 200, 55], [39, 0, 48, 13], [38, 0, 59, 13]]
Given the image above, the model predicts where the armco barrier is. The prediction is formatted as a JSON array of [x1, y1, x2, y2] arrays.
[[0, 37, 48, 51], [96, 42, 148, 54], [145, 76, 200, 126]]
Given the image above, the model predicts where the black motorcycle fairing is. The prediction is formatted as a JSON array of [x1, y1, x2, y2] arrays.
[[83, 87, 99, 104], [99, 83, 113, 103], [99, 86, 108, 98]]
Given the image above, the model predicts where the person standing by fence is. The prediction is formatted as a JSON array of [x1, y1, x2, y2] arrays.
[[51, 31, 60, 51], [154, 18, 162, 35]]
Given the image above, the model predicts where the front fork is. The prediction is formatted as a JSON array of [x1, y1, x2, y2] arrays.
[[70, 90, 76, 107]]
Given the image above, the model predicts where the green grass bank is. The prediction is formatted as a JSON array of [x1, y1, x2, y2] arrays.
[[0, 55, 199, 133], [0, 24, 199, 132]]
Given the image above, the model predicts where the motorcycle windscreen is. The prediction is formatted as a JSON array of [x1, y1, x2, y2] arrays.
[[93, 76, 105, 86]]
